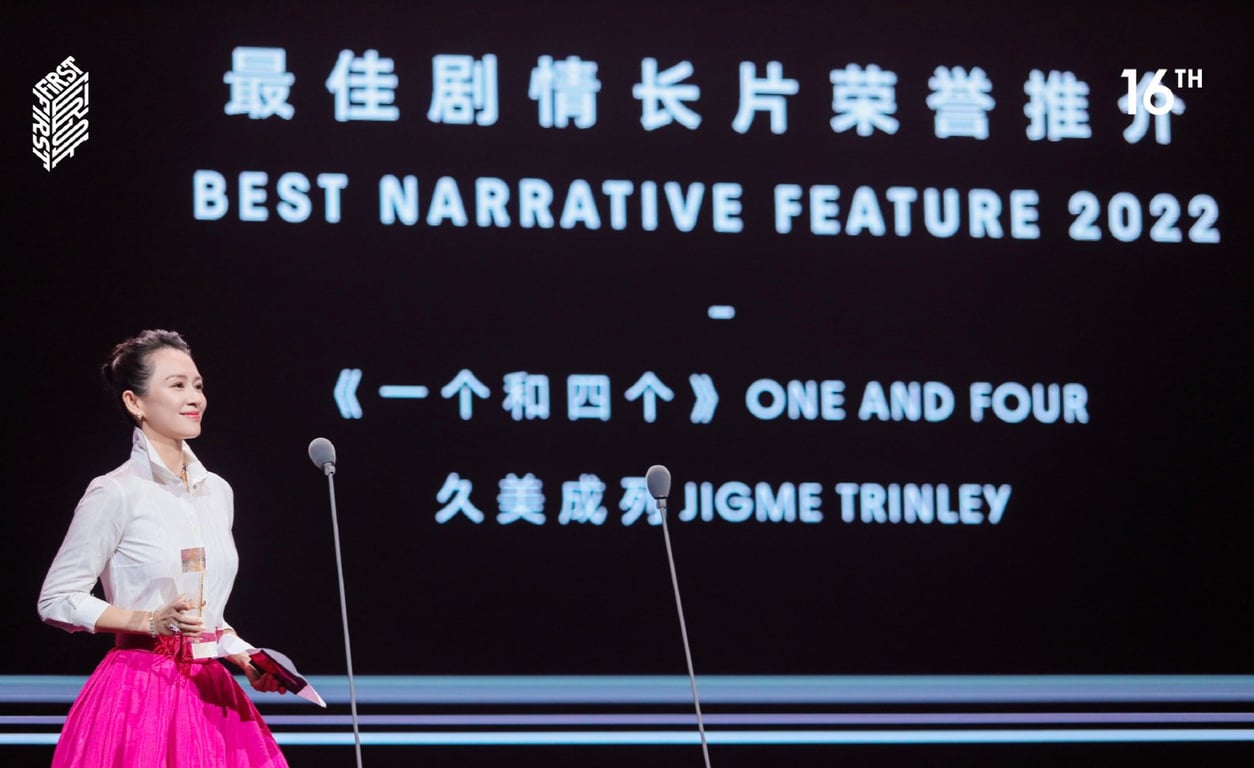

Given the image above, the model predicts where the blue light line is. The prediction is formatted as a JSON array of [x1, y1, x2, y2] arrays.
[[9, 712, 1251, 728], [4, 675, 1253, 705], [8, 729, 1251, 747], [271, 728, 1254, 745]]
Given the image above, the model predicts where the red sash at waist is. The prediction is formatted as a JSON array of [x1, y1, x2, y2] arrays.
[[116, 629, 222, 661]]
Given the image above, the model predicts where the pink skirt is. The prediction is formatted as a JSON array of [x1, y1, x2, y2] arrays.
[[52, 633, 288, 767]]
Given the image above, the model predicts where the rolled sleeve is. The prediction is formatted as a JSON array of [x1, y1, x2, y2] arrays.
[[38, 478, 126, 633]]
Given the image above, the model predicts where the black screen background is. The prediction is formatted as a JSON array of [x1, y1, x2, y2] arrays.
[[3, 1, 1249, 686]]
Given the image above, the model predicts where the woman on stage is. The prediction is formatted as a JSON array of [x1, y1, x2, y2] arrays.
[[38, 329, 288, 767]]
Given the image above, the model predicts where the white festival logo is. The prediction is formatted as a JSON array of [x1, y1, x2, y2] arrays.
[[32, 56, 89, 171]]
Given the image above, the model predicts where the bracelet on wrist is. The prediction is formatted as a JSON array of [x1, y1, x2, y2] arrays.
[[147, 611, 157, 637]]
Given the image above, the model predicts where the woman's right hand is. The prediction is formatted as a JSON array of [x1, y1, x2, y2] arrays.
[[151, 595, 204, 637]]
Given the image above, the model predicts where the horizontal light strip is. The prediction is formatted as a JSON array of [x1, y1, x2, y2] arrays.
[[279, 728, 1254, 745], [6, 729, 1254, 746], [5, 675, 1252, 705], [0, 736, 59, 745], [259, 711, 1254, 726], [7, 712, 1254, 727]]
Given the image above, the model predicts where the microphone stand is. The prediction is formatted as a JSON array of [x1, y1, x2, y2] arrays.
[[658, 496, 712, 768], [323, 465, 364, 767]]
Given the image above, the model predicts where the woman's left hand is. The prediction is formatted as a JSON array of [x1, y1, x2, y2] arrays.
[[228, 652, 288, 694], [245, 667, 288, 694]]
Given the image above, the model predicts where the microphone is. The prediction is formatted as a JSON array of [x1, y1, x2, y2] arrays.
[[307, 438, 362, 767], [308, 437, 337, 476], [648, 464, 712, 768], [646, 464, 671, 511]]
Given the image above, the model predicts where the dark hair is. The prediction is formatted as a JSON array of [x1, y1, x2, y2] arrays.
[[101, 329, 193, 422]]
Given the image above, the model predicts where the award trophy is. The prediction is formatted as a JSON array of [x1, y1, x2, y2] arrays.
[[180, 547, 216, 658]]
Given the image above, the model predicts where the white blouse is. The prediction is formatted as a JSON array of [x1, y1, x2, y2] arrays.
[[39, 429, 239, 634]]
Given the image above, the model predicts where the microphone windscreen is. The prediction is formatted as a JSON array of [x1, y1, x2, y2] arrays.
[[646, 464, 671, 499], [308, 437, 337, 469]]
